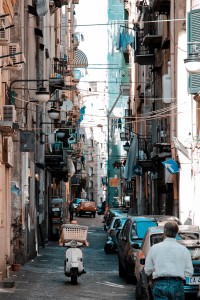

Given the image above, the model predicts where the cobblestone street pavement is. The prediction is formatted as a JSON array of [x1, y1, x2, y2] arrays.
[[0, 215, 136, 299]]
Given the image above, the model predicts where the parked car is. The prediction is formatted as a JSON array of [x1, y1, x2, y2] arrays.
[[104, 216, 128, 254], [134, 225, 200, 300], [117, 216, 158, 282], [75, 201, 97, 218], [103, 207, 129, 231]]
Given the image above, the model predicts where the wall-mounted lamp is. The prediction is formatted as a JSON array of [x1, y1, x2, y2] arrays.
[[56, 129, 66, 138], [184, 43, 200, 74], [9, 79, 50, 104], [48, 108, 60, 120], [35, 87, 50, 103], [123, 141, 130, 152]]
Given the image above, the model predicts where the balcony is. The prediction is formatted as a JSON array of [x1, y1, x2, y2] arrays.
[[45, 143, 68, 180], [53, 0, 69, 7], [49, 58, 68, 92], [137, 136, 154, 169], [135, 32, 155, 65], [142, 6, 163, 48], [149, 0, 170, 15], [151, 142, 171, 160]]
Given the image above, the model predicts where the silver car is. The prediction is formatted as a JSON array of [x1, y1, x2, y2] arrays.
[[134, 225, 200, 300]]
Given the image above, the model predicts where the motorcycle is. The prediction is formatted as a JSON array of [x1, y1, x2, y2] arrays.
[[64, 239, 86, 285], [104, 236, 117, 254]]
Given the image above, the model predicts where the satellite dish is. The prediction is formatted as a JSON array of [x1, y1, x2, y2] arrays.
[[62, 99, 73, 111]]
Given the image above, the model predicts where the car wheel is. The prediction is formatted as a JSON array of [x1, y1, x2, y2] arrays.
[[118, 257, 125, 278]]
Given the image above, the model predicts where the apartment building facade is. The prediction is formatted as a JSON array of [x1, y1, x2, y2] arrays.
[[0, 0, 86, 279]]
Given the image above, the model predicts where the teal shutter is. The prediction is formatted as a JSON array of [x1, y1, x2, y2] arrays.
[[188, 9, 200, 94]]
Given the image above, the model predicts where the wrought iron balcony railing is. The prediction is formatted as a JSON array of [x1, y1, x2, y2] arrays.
[[135, 32, 155, 65], [149, 0, 170, 15]]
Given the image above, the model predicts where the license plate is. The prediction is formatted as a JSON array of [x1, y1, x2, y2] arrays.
[[186, 276, 200, 285]]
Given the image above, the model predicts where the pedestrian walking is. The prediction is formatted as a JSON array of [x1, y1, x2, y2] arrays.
[[144, 221, 193, 300], [69, 201, 74, 222]]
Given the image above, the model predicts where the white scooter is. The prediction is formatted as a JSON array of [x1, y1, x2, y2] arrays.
[[64, 240, 86, 285]]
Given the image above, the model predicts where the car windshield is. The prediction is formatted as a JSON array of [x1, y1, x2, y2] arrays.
[[177, 232, 200, 240], [150, 231, 200, 247], [133, 221, 157, 239]]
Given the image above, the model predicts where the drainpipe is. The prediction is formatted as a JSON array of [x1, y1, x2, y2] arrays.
[[170, 0, 179, 216]]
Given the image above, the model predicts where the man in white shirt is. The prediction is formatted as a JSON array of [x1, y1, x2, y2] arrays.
[[144, 221, 193, 300]]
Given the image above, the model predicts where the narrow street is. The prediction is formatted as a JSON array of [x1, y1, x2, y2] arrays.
[[0, 215, 136, 300]]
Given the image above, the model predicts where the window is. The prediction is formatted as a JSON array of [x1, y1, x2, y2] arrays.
[[187, 9, 200, 94], [89, 180, 93, 188], [89, 82, 97, 92], [89, 167, 93, 176], [89, 139, 93, 147]]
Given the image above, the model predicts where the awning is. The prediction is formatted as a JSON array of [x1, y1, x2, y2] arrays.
[[124, 134, 138, 181], [74, 49, 88, 68]]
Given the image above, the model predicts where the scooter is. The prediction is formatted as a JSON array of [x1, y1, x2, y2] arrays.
[[64, 240, 86, 285]]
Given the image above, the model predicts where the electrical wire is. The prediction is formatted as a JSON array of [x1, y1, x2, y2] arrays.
[[13, 94, 187, 121]]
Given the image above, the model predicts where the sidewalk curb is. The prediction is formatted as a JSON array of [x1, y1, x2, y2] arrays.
[[0, 278, 15, 288]]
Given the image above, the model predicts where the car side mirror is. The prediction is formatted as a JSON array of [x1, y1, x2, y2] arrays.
[[140, 258, 145, 265], [131, 243, 140, 249]]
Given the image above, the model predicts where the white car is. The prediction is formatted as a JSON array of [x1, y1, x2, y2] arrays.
[[134, 225, 200, 300]]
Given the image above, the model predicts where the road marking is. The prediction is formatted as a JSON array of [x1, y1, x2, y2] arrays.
[[96, 281, 125, 288]]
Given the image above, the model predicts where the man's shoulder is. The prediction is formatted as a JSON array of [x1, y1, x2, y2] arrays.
[[150, 240, 165, 251]]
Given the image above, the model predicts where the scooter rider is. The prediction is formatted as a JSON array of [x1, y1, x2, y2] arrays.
[[60, 219, 88, 284]]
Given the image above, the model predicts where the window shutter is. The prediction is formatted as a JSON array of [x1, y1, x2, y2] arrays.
[[188, 9, 200, 94]]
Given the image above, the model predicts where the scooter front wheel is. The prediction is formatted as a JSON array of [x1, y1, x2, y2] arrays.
[[71, 268, 78, 285]]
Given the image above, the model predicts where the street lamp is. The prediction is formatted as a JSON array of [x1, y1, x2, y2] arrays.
[[47, 108, 60, 120], [9, 79, 50, 104], [184, 42, 200, 74], [123, 141, 130, 152], [35, 87, 50, 103]]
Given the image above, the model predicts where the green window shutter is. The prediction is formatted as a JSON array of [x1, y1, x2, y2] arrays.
[[188, 9, 200, 94]]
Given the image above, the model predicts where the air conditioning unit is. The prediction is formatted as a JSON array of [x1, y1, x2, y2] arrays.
[[9, 43, 20, 64], [3, 43, 23, 70], [162, 74, 171, 103], [3, 105, 17, 122], [120, 84, 130, 96], [0, 16, 10, 45]]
